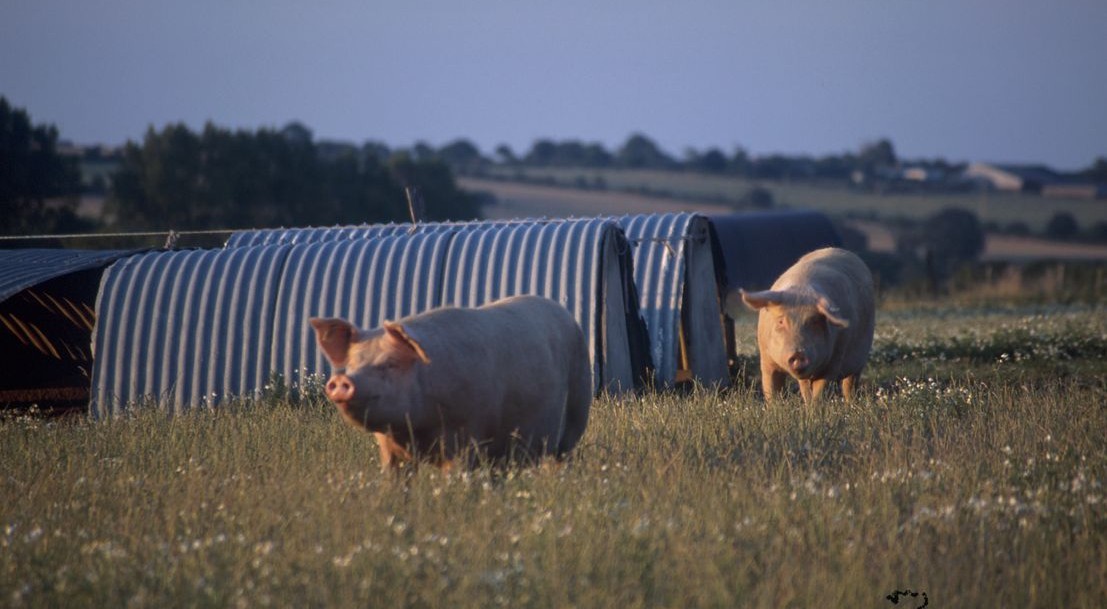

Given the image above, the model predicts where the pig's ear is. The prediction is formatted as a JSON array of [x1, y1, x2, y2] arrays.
[[382, 321, 432, 367], [738, 289, 784, 311], [309, 318, 357, 367], [816, 298, 850, 328]]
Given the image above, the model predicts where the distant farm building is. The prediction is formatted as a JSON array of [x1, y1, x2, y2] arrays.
[[963, 163, 1061, 193]]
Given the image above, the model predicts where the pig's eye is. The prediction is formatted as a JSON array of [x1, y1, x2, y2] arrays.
[[775, 316, 786, 328]]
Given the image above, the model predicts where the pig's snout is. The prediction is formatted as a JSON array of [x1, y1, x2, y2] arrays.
[[787, 351, 810, 374], [325, 373, 355, 403]]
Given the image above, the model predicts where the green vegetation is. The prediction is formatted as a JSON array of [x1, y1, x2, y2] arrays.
[[105, 122, 484, 233], [0, 97, 87, 236], [3, 304, 1105, 608], [478, 165, 1107, 234]]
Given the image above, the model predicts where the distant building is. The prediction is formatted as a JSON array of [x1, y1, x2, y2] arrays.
[[1041, 182, 1107, 200], [901, 165, 946, 183], [963, 163, 1061, 193]]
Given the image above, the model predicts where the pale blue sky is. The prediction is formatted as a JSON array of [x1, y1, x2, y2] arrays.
[[3, 0, 1105, 169]]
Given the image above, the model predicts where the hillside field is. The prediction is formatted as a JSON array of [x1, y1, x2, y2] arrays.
[[461, 170, 1107, 263], [2, 302, 1105, 608], [469, 167, 1107, 232]]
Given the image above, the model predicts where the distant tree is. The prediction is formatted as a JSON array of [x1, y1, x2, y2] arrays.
[[579, 142, 613, 167], [280, 121, 313, 146], [524, 139, 558, 165], [494, 143, 518, 165], [616, 133, 674, 169], [1004, 221, 1031, 236], [813, 154, 853, 180], [437, 138, 486, 173], [387, 152, 483, 221], [857, 138, 897, 172], [737, 186, 774, 209], [520, 139, 612, 168], [923, 208, 985, 263], [687, 147, 728, 174], [107, 121, 482, 231], [108, 123, 207, 229], [729, 147, 751, 176], [412, 141, 435, 161], [1044, 212, 1079, 240], [1089, 221, 1107, 243], [0, 97, 83, 235], [361, 140, 391, 162], [749, 155, 794, 180], [913, 208, 985, 291], [1080, 157, 1107, 183]]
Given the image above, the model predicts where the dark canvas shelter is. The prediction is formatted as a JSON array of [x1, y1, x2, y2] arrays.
[[0, 249, 138, 410], [707, 210, 841, 294]]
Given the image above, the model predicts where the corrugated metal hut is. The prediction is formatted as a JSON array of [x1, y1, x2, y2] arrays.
[[226, 217, 651, 392], [91, 245, 292, 416], [267, 232, 455, 388], [228, 212, 731, 389], [0, 248, 138, 411], [621, 213, 729, 388], [436, 218, 647, 393], [90, 220, 646, 415]]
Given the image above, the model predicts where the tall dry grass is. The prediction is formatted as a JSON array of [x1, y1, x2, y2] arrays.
[[2, 305, 1105, 608]]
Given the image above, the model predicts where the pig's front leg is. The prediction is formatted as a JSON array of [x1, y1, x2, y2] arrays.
[[761, 361, 787, 403], [374, 432, 413, 473], [798, 379, 813, 404], [798, 378, 828, 405], [803, 378, 828, 405], [841, 374, 859, 402]]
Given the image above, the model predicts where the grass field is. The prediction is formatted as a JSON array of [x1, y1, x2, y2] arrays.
[[3, 302, 1106, 608], [473, 166, 1107, 233]]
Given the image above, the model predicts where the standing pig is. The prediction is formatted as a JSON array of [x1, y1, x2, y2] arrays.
[[309, 295, 592, 471], [727, 247, 874, 404]]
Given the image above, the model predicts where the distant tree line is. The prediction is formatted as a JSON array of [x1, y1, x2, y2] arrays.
[[0, 97, 88, 236], [107, 122, 483, 231], [438, 133, 963, 183], [4, 95, 1107, 243]]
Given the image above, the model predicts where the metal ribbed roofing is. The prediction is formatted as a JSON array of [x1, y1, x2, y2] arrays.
[[0, 248, 138, 304], [228, 213, 733, 387], [440, 218, 640, 392], [91, 221, 647, 414], [269, 233, 453, 386], [91, 245, 291, 416], [223, 219, 554, 248], [621, 213, 729, 387]]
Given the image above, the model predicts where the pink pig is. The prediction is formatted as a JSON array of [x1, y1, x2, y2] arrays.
[[309, 295, 592, 471], [728, 247, 875, 404]]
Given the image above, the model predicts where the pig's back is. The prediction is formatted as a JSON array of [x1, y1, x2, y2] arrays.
[[403, 296, 587, 456], [402, 295, 582, 390], [776, 247, 866, 287]]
